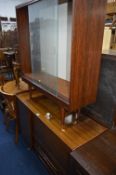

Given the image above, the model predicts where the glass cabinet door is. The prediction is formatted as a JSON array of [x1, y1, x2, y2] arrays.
[[28, 0, 72, 103]]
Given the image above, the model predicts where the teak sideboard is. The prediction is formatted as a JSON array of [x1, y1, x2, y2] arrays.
[[16, 91, 107, 175]]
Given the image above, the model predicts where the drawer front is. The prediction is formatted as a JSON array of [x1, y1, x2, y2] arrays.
[[32, 114, 71, 175], [34, 141, 63, 175], [70, 157, 89, 175]]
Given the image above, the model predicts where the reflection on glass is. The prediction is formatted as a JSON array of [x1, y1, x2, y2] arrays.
[[28, 0, 72, 102]]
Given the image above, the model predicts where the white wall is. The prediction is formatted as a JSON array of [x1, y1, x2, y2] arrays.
[[102, 27, 112, 50]]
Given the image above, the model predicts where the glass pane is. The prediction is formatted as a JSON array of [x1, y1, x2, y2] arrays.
[[57, 1, 72, 101], [28, 0, 58, 95], [28, 0, 72, 102]]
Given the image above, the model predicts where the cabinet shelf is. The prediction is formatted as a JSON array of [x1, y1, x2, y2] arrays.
[[23, 73, 70, 104]]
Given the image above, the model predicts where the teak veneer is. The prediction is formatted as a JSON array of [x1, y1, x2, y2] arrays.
[[71, 129, 116, 175], [16, 0, 107, 128], [24, 73, 70, 102], [17, 91, 107, 150]]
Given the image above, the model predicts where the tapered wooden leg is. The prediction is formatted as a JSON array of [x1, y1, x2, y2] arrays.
[[4, 111, 7, 125], [73, 112, 77, 125], [29, 112, 33, 149], [61, 107, 66, 132], [113, 112, 116, 128], [15, 119, 19, 144], [28, 84, 32, 99], [6, 117, 9, 131], [15, 101, 20, 144], [73, 110, 80, 124]]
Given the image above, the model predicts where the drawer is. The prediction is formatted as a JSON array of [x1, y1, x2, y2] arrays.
[[34, 141, 63, 175]]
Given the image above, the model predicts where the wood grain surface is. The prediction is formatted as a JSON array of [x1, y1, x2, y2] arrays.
[[17, 92, 107, 150]]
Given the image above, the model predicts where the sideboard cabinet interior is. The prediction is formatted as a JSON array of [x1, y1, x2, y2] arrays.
[[16, 0, 107, 127]]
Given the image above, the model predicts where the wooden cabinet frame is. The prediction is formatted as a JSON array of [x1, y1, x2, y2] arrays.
[[16, 0, 107, 128]]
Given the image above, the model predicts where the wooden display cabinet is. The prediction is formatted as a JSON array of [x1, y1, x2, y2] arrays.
[[16, 0, 107, 129]]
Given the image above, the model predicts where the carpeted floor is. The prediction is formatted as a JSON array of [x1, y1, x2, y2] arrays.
[[0, 110, 49, 175]]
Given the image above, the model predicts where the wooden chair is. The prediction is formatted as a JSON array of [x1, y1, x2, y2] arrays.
[[0, 75, 5, 110], [12, 61, 21, 88], [0, 89, 19, 143], [0, 51, 8, 70], [0, 74, 5, 87], [0, 51, 13, 79]]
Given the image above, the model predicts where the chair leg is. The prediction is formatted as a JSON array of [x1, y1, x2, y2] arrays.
[[3, 113, 7, 125], [15, 119, 19, 144], [6, 117, 10, 131], [4, 110, 10, 130]]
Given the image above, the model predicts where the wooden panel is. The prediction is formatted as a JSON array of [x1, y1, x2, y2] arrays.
[[34, 142, 64, 175], [33, 114, 70, 175], [16, 0, 107, 113], [71, 129, 116, 175], [70, 157, 89, 175], [22, 74, 70, 110], [16, 99, 31, 145], [25, 73, 70, 101], [17, 92, 107, 150], [16, 6, 31, 73], [70, 0, 107, 111]]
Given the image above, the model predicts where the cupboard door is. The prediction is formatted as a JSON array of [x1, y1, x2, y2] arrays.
[[34, 142, 62, 175], [16, 99, 32, 146], [32, 114, 71, 175]]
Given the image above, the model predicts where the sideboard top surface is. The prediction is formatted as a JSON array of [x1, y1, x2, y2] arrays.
[[17, 91, 107, 150]]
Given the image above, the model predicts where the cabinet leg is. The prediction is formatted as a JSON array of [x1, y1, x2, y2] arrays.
[[28, 84, 32, 99], [29, 112, 33, 149], [73, 110, 80, 125], [113, 112, 116, 128], [60, 108, 66, 132]]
